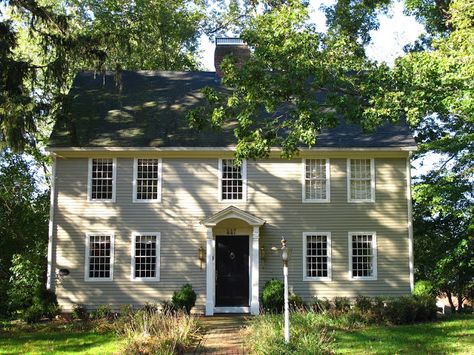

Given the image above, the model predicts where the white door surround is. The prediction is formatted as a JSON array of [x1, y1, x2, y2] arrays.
[[202, 206, 265, 316]]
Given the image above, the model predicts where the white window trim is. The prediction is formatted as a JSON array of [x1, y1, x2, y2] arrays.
[[84, 232, 115, 282], [218, 158, 247, 203], [302, 158, 331, 203], [131, 232, 161, 282], [132, 158, 163, 203], [348, 231, 377, 280], [87, 158, 117, 202], [347, 158, 375, 203], [303, 232, 332, 281]]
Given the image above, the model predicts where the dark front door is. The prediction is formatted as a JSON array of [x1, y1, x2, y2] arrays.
[[215, 236, 249, 307]]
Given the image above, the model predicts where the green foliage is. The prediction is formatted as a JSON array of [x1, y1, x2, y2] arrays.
[[262, 279, 284, 313], [311, 297, 333, 313], [72, 304, 88, 320], [0, 151, 49, 318], [414, 280, 437, 297], [91, 305, 113, 320], [171, 284, 197, 315], [20, 289, 60, 324], [334, 297, 351, 312], [289, 293, 306, 311]]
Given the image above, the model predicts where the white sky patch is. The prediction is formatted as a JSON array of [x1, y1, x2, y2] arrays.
[[366, 1, 424, 66]]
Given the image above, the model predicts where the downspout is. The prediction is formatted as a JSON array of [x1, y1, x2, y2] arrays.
[[406, 152, 414, 292], [46, 155, 57, 290]]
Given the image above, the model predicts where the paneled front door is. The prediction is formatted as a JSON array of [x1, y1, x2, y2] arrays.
[[215, 236, 249, 307]]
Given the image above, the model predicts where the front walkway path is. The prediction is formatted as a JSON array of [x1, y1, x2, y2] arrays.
[[194, 315, 250, 354]]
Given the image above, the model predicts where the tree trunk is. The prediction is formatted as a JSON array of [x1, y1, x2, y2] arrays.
[[457, 293, 463, 311], [446, 290, 456, 312]]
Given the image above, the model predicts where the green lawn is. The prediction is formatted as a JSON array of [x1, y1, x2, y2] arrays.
[[335, 315, 474, 354], [0, 322, 123, 355]]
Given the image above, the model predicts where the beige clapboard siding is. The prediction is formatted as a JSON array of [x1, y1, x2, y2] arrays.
[[52, 156, 410, 311]]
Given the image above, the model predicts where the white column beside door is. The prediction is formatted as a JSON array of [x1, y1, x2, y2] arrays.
[[205, 228, 214, 316], [250, 226, 260, 315]]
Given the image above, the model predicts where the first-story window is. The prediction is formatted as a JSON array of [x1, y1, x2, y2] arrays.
[[303, 232, 331, 281], [349, 232, 377, 280], [88, 158, 116, 201], [219, 159, 247, 202], [85, 234, 114, 281], [131, 233, 160, 281], [133, 158, 162, 202]]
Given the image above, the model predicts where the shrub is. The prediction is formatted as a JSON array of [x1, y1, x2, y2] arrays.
[[91, 304, 113, 320], [116, 310, 203, 354], [72, 304, 88, 320], [413, 280, 436, 297], [354, 295, 372, 312], [334, 297, 351, 312], [289, 293, 306, 311], [262, 279, 284, 313], [21, 289, 60, 323], [171, 284, 197, 315], [413, 295, 437, 321], [311, 297, 332, 313], [161, 300, 176, 315]]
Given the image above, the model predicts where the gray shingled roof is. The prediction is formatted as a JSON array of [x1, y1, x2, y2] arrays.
[[49, 70, 416, 149]]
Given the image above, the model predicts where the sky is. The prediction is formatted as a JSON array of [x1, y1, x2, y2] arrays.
[[198, 0, 424, 70]]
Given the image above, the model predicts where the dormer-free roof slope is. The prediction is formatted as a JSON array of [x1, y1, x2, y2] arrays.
[[49, 70, 416, 149]]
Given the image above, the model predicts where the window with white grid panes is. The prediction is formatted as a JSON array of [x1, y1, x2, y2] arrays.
[[304, 233, 331, 280], [86, 235, 113, 280], [304, 159, 329, 201], [220, 159, 245, 201], [89, 158, 114, 200], [134, 159, 161, 201], [132, 234, 160, 280], [348, 159, 374, 201], [350, 233, 377, 279]]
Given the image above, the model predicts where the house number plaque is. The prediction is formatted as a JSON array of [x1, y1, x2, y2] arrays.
[[226, 228, 236, 235]]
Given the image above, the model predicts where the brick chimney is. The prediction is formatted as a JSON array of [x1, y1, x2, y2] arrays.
[[214, 37, 250, 78]]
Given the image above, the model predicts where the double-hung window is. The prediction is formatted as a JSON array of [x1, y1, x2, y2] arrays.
[[85, 234, 114, 281], [131, 233, 160, 281], [349, 232, 377, 280], [347, 158, 375, 202], [88, 158, 116, 202], [303, 232, 332, 281], [303, 159, 330, 202], [133, 158, 162, 202], [218, 159, 247, 202]]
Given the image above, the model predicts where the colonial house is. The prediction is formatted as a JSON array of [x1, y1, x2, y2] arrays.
[[46, 39, 416, 315]]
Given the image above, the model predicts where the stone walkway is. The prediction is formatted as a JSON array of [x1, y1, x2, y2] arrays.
[[194, 315, 250, 354]]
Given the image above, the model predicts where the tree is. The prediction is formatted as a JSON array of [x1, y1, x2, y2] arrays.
[[188, 0, 394, 160], [1, 0, 207, 152], [71, 0, 206, 71], [0, 151, 49, 316]]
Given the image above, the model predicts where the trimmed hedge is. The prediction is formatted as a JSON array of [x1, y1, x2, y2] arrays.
[[310, 295, 437, 325]]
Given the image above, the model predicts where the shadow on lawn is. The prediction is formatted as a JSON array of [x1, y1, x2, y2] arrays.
[[0, 330, 119, 354], [335, 316, 474, 354]]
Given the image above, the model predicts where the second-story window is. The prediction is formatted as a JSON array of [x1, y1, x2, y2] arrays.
[[133, 158, 162, 202], [88, 158, 116, 201], [303, 159, 330, 202], [348, 158, 375, 202], [219, 159, 247, 202]]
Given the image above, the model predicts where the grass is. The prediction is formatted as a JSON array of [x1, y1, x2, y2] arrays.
[[0, 321, 123, 355], [245, 313, 474, 354], [0, 311, 204, 355], [334, 314, 474, 354]]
